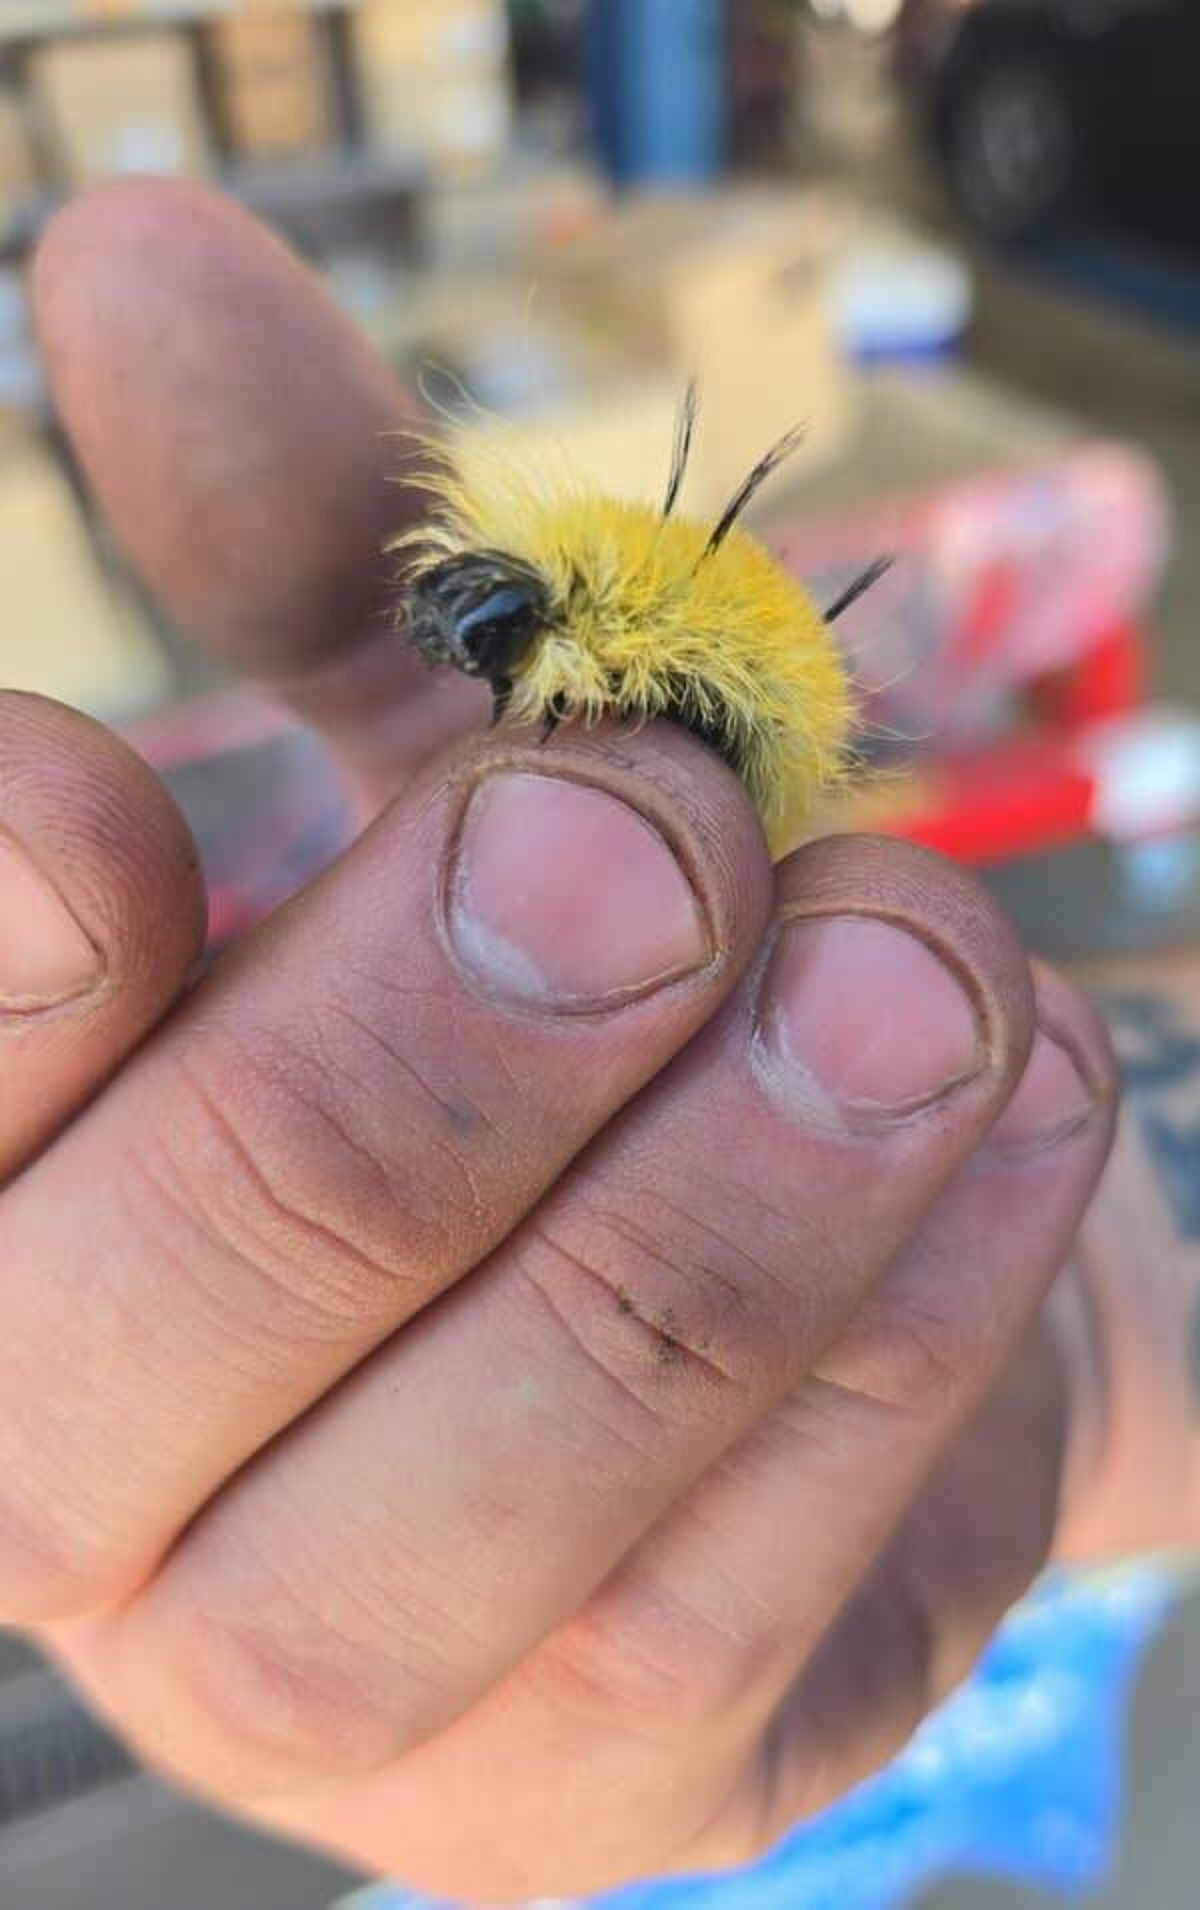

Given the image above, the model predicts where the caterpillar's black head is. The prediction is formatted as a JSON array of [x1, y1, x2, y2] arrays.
[[406, 551, 550, 690]]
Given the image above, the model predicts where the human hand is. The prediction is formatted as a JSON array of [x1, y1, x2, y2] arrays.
[[1052, 951, 1200, 1564], [0, 181, 1121, 1901]]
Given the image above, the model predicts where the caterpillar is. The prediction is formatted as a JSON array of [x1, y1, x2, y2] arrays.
[[393, 387, 887, 858]]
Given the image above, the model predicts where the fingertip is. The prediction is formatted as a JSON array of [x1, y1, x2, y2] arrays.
[[0, 691, 207, 1002], [1030, 960, 1121, 1111], [774, 834, 1037, 1102], [34, 176, 288, 332], [33, 181, 267, 406], [0, 692, 207, 1170], [32, 179, 414, 677], [1004, 960, 1122, 1162], [428, 718, 777, 985]]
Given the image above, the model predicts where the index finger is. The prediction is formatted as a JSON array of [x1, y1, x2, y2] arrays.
[[32, 180, 480, 809], [0, 723, 772, 1625]]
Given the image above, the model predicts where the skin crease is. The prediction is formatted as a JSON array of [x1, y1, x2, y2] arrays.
[[0, 177, 1181, 1902]]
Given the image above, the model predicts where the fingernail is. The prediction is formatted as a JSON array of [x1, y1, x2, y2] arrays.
[[752, 913, 983, 1127], [447, 771, 711, 1009], [985, 1027, 1095, 1159], [0, 831, 103, 1010]]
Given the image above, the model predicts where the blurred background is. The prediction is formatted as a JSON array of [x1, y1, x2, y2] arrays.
[[0, 2, 1199, 1907]]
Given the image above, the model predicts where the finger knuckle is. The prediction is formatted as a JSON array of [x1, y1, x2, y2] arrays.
[[148, 1598, 399, 1793], [545, 1593, 765, 1740], [150, 1023, 477, 1328], [818, 1289, 982, 1419], [519, 1188, 803, 1430], [0, 1473, 125, 1624]]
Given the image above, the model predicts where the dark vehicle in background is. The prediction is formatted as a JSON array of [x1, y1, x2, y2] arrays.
[[898, 0, 1200, 244]]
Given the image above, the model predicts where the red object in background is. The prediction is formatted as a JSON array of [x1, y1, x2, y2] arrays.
[[770, 441, 1169, 750], [901, 615, 1151, 866], [894, 734, 1098, 866], [770, 443, 1180, 869], [1035, 621, 1146, 728]]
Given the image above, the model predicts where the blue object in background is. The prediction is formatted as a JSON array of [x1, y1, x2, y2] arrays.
[[336, 1567, 1181, 1910], [584, 0, 727, 187], [830, 241, 974, 371]]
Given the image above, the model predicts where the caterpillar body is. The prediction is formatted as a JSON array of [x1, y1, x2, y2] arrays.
[[394, 388, 886, 859]]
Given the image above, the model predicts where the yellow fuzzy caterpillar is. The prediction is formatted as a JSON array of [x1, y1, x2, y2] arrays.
[[393, 391, 883, 858]]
